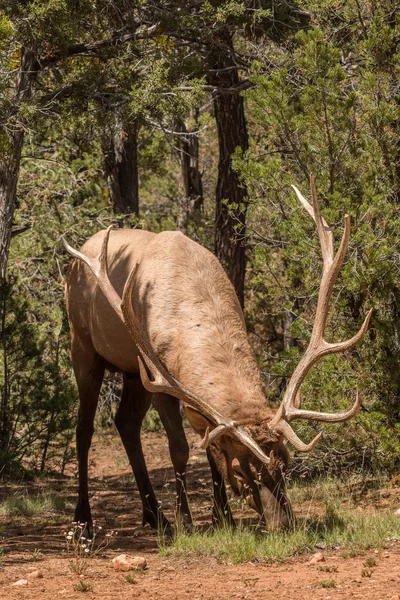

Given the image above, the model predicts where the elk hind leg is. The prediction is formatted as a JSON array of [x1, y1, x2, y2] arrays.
[[115, 374, 172, 536], [72, 339, 105, 533], [153, 393, 193, 531]]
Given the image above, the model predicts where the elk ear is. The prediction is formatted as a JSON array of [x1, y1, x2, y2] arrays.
[[184, 406, 214, 437]]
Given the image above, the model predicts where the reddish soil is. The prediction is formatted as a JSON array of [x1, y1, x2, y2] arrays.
[[1, 428, 399, 600]]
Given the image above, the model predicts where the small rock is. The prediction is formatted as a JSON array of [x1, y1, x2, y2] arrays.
[[130, 555, 147, 569], [393, 508, 400, 516], [27, 570, 43, 579], [112, 553, 147, 572], [112, 554, 131, 572], [315, 542, 326, 550], [390, 596, 400, 600], [308, 552, 325, 565], [12, 579, 28, 586]]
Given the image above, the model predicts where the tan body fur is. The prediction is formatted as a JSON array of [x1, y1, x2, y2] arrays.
[[67, 229, 273, 429]]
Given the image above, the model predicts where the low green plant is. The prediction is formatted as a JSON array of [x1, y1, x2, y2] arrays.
[[341, 548, 364, 559], [318, 565, 338, 573], [29, 548, 44, 562], [124, 574, 137, 584], [364, 557, 377, 567], [361, 568, 373, 578], [73, 581, 93, 592], [319, 579, 336, 588]]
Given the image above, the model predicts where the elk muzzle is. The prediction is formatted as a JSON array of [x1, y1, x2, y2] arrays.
[[232, 458, 293, 530]]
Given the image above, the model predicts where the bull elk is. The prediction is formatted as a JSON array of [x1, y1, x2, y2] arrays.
[[63, 176, 371, 533]]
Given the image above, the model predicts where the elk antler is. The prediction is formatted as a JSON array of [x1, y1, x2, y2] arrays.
[[268, 175, 372, 451], [62, 228, 271, 465]]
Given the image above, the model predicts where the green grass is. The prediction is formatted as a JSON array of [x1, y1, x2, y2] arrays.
[[160, 504, 400, 563], [73, 581, 93, 593], [289, 478, 343, 504], [0, 492, 73, 516]]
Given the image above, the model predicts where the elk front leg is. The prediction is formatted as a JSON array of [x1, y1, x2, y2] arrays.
[[115, 374, 172, 536], [207, 446, 235, 527], [152, 393, 193, 531]]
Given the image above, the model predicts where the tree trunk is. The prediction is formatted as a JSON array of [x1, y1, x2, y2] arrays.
[[0, 47, 38, 278], [0, 281, 11, 459], [104, 119, 139, 223], [176, 110, 203, 233], [208, 36, 248, 308], [0, 138, 23, 279]]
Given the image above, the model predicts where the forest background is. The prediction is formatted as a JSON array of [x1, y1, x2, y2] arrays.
[[0, 0, 399, 481]]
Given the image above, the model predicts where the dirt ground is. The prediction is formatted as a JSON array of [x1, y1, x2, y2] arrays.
[[1, 427, 399, 600]]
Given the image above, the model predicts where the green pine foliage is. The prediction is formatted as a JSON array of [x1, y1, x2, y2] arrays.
[[235, 9, 400, 470], [0, 277, 77, 475]]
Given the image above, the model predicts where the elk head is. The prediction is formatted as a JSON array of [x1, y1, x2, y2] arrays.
[[62, 175, 371, 530]]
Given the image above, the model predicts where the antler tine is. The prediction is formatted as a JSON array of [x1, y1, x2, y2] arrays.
[[291, 175, 333, 265], [99, 225, 113, 276], [325, 308, 372, 354], [121, 262, 166, 386], [286, 386, 361, 424], [63, 232, 271, 466], [198, 424, 227, 449], [61, 236, 97, 273], [268, 178, 371, 450], [62, 227, 123, 319], [310, 174, 334, 265], [278, 421, 323, 452]]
